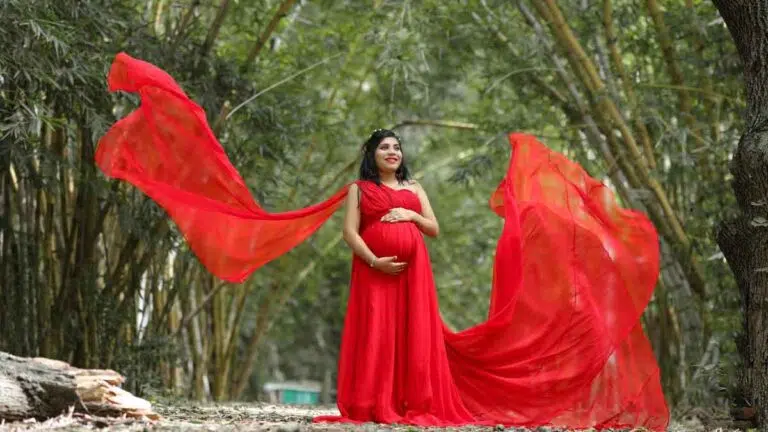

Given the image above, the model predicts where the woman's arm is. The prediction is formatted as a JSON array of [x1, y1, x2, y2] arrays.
[[343, 184, 378, 265], [344, 183, 407, 274], [411, 182, 439, 237]]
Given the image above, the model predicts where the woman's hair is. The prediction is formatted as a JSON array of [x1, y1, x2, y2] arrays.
[[358, 129, 411, 184]]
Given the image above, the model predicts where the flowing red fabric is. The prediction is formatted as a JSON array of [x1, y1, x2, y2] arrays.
[[96, 53, 348, 283], [96, 53, 669, 430]]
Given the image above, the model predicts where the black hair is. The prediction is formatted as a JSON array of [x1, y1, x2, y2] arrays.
[[358, 129, 411, 185]]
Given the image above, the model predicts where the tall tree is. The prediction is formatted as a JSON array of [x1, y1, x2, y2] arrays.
[[711, 0, 768, 427]]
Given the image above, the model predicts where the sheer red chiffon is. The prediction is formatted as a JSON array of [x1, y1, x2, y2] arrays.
[[96, 53, 348, 283], [97, 53, 669, 430]]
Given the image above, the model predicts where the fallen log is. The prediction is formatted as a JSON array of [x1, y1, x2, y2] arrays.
[[0, 351, 158, 421]]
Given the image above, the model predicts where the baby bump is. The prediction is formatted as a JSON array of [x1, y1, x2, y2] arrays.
[[361, 221, 421, 262]]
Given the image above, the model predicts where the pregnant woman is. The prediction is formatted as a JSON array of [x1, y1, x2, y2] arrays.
[[96, 53, 669, 430], [323, 130, 461, 424]]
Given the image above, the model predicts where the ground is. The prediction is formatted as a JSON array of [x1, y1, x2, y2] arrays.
[[0, 404, 744, 431]]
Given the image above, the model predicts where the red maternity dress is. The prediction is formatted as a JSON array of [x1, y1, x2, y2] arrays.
[[95, 52, 670, 430]]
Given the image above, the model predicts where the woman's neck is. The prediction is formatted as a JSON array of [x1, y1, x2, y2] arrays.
[[379, 172, 397, 185]]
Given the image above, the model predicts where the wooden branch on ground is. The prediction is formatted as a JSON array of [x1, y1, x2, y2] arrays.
[[0, 351, 157, 421]]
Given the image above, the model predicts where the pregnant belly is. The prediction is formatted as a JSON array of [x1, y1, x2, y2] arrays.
[[361, 221, 421, 262]]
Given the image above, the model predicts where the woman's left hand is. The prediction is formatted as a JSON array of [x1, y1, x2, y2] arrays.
[[381, 207, 416, 223]]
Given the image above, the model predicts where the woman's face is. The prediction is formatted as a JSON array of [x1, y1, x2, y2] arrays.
[[375, 137, 402, 174]]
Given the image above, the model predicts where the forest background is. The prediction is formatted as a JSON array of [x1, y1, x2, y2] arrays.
[[0, 0, 752, 422]]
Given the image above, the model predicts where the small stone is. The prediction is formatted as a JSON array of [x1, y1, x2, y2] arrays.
[[277, 421, 301, 432]]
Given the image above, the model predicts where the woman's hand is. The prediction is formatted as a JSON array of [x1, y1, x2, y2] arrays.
[[381, 207, 417, 223], [373, 256, 407, 275]]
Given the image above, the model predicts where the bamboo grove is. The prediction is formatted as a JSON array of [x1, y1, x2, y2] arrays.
[[0, 0, 745, 410]]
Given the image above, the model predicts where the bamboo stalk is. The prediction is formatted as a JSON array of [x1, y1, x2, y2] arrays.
[[229, 280, 279, 398], [18, 157, 34, 355], [172, 0, 201, 47], [33, 161, 46, 356], [41, 184, 55, 357], [685, 4, 722, 143], [154, 257, 189, 331], [513, 3, 702, 339], [116, 220, 170, 315], [242, 0, 299, 72], [176, 278, 229, 336], [602, 0, 656, 168], [218, 283, 250, 400], [324, 1, 385, 109], [152, 0, 167, 35], [230, 233, 344, 399], [531, 0, 707, 299], [644, 0, 696, 131], [201, 0, 232, 57], [211, 275, 228, 400], [517, 2, 666, 234], [189, 277, 208, 400], [55, 123, 72, 317], [1, 174, 15, 352], [471, 10, 575, 112]]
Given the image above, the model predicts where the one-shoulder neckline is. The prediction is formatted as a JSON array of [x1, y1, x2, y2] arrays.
[[366, 180, 419, 196]]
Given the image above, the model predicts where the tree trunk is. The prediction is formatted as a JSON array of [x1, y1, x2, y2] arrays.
[[0, 351, 157, 421], [711, 1, 768, 428]]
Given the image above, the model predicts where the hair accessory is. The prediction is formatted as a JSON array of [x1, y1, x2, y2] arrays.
[[371, 128, 401, 141]]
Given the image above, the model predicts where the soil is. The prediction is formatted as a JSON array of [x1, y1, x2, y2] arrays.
[[0, 403, 747, 431]]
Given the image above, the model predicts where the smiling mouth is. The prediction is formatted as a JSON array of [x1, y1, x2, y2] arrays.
[[385, 158, 399, 163]]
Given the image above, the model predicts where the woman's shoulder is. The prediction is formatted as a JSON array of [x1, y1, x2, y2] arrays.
[[405, 179, 424, 194], [352, 180, 377, 195]]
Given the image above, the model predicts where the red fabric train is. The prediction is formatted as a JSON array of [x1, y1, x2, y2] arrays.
[[96, 52, 669, 430]]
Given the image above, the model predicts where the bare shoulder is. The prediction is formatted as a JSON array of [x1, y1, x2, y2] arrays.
[[346, 182, 360, 204], [407, 180, 429, 197]]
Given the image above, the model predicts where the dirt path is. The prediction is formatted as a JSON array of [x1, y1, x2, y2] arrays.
[[0, 403, 736, 431]]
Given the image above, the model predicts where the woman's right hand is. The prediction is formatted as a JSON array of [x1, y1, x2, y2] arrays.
[[373, 256, 407, 275]]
